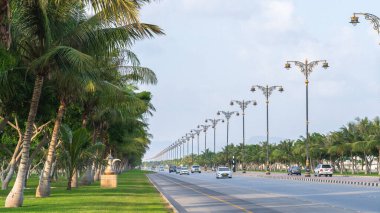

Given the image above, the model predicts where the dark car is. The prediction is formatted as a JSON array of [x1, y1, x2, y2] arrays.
[[169, 165, 176, 173], [288, 166, 301, 175]]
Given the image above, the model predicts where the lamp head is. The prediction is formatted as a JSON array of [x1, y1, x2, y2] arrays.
[[285, 62, 291, 70], [322, 62, 329, 69], [253, 101, 257, 106], [197, 125, 200, 128], [217, 112, 220, 115], [236, 112, 240, 116], [350, 15, 359, 26], [278, 86, 284, 92], [230, 101, 234, 106], [205, 119, 208, 123], [250, 87, 256, 92]]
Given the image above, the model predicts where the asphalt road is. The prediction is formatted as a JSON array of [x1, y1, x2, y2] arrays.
[[148, 171, 380, 213]]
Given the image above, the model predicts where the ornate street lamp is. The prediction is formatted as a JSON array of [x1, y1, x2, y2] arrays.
[[205, 118, 224, 168], [187, 132, 196, 164], [230, 99, 257, 173], [198, 124, 211, 153], [284, 59, 329, 177], [350, 13, 380, 34], [191, 129, 202, 157], [198, 124, 211, 170], [217, 111, 239, 166], [251, 85, 284, 175]]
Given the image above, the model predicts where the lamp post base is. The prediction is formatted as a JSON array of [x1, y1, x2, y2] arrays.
[[305, 172, 311, 177]]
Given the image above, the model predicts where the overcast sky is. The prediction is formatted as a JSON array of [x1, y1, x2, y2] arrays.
[[132, 0, 380, 161]]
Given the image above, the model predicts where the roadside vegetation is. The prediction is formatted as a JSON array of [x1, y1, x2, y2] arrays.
[[151, 117, 380, 176], [0, 170, 170, 212], [0, 0, 163, 208]]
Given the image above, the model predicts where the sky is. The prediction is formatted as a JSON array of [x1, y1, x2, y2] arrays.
[[132, 0, 380, 161]]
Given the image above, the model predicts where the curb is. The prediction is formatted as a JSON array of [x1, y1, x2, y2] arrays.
[[256, 174, 380, 187], [147, 174, 178, 213]]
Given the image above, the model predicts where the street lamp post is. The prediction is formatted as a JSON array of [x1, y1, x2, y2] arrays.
[[285, 59, 329, 177], [251, 85, 284, 175], [181, 138, 186, 163], [187, 132, 196, 164], [350, 13, 380, 37], [205, 118, 224, 168], [230, 100, 257, 173], [198, 125, 211, 153], [198, 124, 211, 170], [217, 111, 239, 166], [191, 129, 202, 157]]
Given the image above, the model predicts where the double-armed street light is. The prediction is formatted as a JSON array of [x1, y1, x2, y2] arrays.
[[284, 59, 329, 177], [198, 124, 211, 153], [217, 111, 239, 166], [187, 132, 196, 164], [230, 100, 257, 173], [205, 118, 224, 166], [191, 129, 202, 157], [180, 138, 186, 162], [198, 124, 211, 170], [251, 85, 284, 175], [205, 118, 224, 169]]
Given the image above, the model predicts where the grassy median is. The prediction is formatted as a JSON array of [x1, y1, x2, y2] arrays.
[[0, 170, 170, 212]]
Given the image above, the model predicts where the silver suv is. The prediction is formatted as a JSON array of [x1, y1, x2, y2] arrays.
[[191, 165, 201, 173], [314, 164, 333, 177]]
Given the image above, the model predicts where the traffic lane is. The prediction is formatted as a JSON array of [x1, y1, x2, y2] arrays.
[[169, 171, 379, 212], [247, 171, 380, 183], [148, 173, 259, 213], [154, 172, 353, 213]]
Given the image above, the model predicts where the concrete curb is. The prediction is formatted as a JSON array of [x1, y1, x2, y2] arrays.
[[146, 174, 178, 213], [256, 174, 380, 187]]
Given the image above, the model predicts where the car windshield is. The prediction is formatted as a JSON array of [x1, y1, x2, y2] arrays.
[[182, 167, 188, 170], [218, 168, 230, 171], [292, 166, 300, 169], [192, 166, 199, 168], [322, 165, 331, 168]]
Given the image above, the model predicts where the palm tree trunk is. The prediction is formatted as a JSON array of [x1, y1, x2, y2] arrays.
[[378, 150, 380, 175], [1, 159, 15, 190], [36, 100, 66, 198], [351, 152, 355, 174], [5, 75, 44, 208], [71, 169, 78, 188], [0, 0, 11, 49], [2, 135, 23, 190]]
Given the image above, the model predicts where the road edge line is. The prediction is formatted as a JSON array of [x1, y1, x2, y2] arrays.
[[146, 174, 179, 213]]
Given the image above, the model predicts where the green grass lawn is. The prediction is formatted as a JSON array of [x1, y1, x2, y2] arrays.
[[0, 170, 170, 212]]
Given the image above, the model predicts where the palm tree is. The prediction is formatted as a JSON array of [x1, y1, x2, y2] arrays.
[[6, 1, 162, 207]]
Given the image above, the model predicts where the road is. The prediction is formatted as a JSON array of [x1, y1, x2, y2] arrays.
[[148, 171, 380, 213]]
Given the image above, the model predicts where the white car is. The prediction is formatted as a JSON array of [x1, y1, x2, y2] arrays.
[[180, 166, 190, 175], [191, 165, 201, 173], [216, 166, 232, 179], [314, 164, 333, 177]]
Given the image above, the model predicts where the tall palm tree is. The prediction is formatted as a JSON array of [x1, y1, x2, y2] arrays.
[[6, 1, 162, 207]]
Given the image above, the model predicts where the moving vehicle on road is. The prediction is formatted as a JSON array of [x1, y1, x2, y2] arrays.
[[176, 166, 181, 174], [159, 165, 164, 171], [191, 165, 201, 173], [180, 166, 190, 175], [169, 165, 176, 173], [287, 166, 301, 175], [216, 166, 232, 179], [314, 164, 333, 177]]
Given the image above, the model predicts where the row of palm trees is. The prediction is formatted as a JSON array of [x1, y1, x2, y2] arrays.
[[0, 0, 162, 208], [156, 117, 380, 175]]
